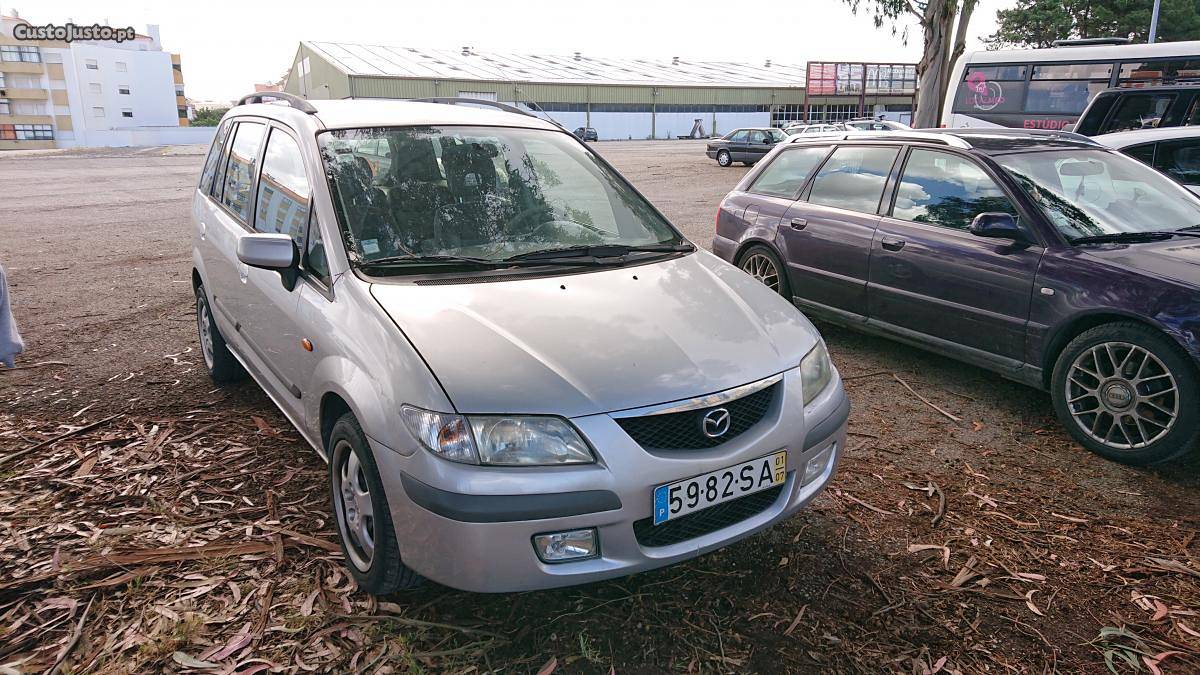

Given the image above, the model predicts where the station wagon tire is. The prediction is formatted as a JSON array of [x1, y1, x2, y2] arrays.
[[1051, 322, 1200, 466], [737, 245, 791, 300], [195, 282, 244, 383], [716, 150, 732, 167], [328, 413, 422, 595]]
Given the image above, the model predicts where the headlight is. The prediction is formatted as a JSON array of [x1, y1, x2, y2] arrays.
[[470, 416, 594, 465], [401, 406, 594, 466], [800, 341, 833, 406]]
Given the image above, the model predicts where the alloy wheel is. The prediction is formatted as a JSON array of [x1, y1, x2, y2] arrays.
[[332, 440, 375, 571], [1064, 341, 1179, 450], [196, 296, 214, 369], [741, 253, 781, 292]]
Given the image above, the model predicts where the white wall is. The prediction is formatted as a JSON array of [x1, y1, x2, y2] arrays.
[[713, 113, 772, 137], [54, 125, 215, 148]]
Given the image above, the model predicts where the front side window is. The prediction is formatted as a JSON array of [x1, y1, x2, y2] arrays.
[[893, 150, 1017, 231], [220, 121, 266, 222], [996, 149, 1200, 240], [806, 145, 900, 214], [305, 213, 331, 285], [750, 146, 830, 198], [255, 129, 312, 242], [1102, 93, 1176, 133], [319, 126, 681, 264], [1154, 140, 1200, 186], [748, 130, 767, 144]]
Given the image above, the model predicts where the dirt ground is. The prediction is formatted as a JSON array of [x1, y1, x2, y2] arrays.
[[1, 140, 1198, 674]]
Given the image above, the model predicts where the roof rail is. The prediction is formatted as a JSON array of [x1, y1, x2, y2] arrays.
[[411, 97, 539, 119], [236, 91, 317, 114], [791, 130, 972, 149], [1052, 37, 1132, 47]]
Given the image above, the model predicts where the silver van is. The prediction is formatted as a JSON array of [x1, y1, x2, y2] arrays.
[[191, 93, 848, 594]]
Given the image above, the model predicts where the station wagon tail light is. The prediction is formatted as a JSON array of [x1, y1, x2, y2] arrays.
[[799, 342, 833, 406], [401, 406, 594, 466]]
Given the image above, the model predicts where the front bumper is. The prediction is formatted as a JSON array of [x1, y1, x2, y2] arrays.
[[372, 370, 849, 592]]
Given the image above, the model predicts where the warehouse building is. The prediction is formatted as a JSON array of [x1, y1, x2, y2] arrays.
[[282, 42, 916, 140]]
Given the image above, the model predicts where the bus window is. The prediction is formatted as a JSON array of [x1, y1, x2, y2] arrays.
[[1119, 59, 1200, 86], [1032, 63, 1113, 80], [952, 64, 1026, 114], [1025, 80, 1110, 114]]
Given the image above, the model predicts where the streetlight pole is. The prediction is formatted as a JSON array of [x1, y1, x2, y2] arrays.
[[1149, 0, 1162, 43]]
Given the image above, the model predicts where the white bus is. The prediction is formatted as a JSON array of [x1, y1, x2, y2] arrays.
[[943, 39, 1200, 130]]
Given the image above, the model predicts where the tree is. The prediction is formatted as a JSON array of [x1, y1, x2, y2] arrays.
[[844, 0, 977, 128], [989, 0, 1200, 48], [191, 107, 229, 127]]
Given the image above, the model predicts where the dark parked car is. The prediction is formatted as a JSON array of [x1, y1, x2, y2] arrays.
[[707, 127, 788, 167], [714, 129, 1200, 465], [573, 127, 598, 141], [1073, 85, 1200, 136]]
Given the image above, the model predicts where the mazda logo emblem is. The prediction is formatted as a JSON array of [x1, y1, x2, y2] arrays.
[[701, 408, 732, 438]]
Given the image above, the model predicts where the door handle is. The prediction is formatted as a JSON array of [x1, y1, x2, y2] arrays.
[[789, 218, 808, 230], [881, 236, 906, 252]]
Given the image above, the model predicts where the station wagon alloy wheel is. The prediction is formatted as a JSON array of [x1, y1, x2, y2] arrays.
[[333, 439, 375, 572], [1064, 341, 1178, 450], [741, 252, 781, 292]]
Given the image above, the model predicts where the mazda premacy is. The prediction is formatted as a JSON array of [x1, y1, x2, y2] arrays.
[[191, 93, 848, 594]]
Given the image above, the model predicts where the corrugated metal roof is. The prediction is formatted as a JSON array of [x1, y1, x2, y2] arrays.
[[305, 42, 808, 88]]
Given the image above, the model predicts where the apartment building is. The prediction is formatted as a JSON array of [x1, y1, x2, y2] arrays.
[[0, 10, 199, 149]]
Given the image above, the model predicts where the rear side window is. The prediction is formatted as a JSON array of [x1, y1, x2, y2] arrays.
[[1154, 139, 1200, 185], [1123, 143, 1157, 165], [1102, 93, 1176, 133], [806, 146, 899, 214], [893, 149, 1018, 231], [727, 130, 748, 142], [255, 128, 311, 243], [749, 146, 829, 198], [198, 120, 231, 194], [219, 121, 266, 222]]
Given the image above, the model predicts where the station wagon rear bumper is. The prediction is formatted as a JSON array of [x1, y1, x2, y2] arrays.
[[372, 371, 848, 593]]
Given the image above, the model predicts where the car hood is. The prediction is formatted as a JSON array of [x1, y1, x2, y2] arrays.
[[1083, 238, 1200, 285], [369, 251, 818, 418]]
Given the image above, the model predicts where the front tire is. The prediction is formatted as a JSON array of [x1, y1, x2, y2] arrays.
[[195, 282, 244, 383], [737, 245, 791, 300], [1051, 322, 1199, 465], [717, 149, 732, 167], [329, 413, 422, 594]]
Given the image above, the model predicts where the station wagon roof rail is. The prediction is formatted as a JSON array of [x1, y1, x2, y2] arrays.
[[411, 96, 542, 120], [234, 91, 318, 114]]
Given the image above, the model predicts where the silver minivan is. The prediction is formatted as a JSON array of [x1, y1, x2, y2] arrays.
[[191, 93, 848, 594]]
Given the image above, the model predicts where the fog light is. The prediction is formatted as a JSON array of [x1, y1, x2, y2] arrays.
[[803, 444, 835, 485], [533, 528, 598, 563]]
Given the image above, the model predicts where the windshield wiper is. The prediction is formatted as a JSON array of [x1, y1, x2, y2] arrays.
[[504, 243, 694, 263], [356, 254, 500, 269], [1069, 231, 1200, 245]]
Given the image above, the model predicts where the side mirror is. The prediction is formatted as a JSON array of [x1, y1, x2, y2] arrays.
[[764, 138, 774, 144], [969, 212, 1024, 241], [237, 233, 299, 290]]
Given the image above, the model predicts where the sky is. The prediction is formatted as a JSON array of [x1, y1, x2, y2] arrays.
[[28, 0, 1014, 101]]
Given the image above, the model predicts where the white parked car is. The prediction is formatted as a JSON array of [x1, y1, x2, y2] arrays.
[[191, 93, 849, 595], [1094, 126, 1200, 195], [784, 123, 846, 136]]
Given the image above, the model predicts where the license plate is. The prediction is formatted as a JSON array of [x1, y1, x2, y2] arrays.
[[652, 451, 787, 525]]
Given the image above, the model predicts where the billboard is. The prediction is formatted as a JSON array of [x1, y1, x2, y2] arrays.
[[807, 62, 917, 96]]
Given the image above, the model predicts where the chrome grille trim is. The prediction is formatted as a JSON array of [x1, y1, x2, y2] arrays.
[[608, 372, 784, 419]]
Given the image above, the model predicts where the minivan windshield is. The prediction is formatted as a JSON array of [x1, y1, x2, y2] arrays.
[[994, 148, 1200, 241], [318, 125, 682, 265]]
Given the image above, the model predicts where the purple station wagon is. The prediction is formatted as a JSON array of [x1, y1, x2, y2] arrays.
[[715, 129, 1200, 465]]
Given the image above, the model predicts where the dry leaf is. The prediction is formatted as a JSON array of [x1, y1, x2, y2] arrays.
[[537, 657, 558, 675]]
